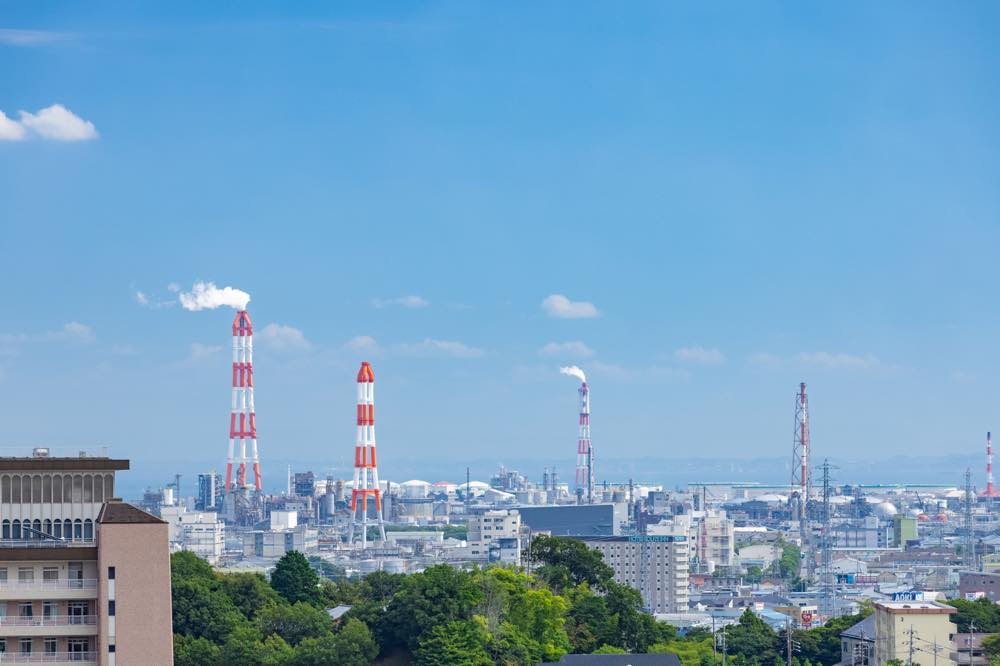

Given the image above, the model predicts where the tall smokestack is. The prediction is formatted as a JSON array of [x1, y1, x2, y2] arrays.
[[226, 309, 262, 493], [987, 431, 995, 497], [792, 382, 811, 558], [576, 381, 593, 504], [347, 361, 386, 547]]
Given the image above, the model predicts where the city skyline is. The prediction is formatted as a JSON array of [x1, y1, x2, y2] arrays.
[[3, 2, 1000, 475]]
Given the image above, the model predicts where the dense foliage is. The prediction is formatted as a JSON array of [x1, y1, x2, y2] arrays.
[[172, 540, 878, 665]]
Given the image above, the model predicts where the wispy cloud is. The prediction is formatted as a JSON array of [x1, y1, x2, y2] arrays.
[[674, 346, 725, 365], [345, 336, 382, 355], [0, 29, 69, 46], [539, 341, 595, 358], [0, 104, 97, 141], [541, 294, 599, 319], [1, 322, 96, 351], [47, 322, 96, 344], [187, 342, 222, 363], [394, 339, 484, 358], [372, 295, 429, 309], [257, 324, 311, 352], [749, 351, 885, 371]]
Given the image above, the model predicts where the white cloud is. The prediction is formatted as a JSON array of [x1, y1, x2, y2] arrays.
[[0, 111, 26, 140], [394, 338, 484, 358], [17, 104, 97, 141], [135, 291, 149, 306], [674, 346, 725, 365], [178, 281, 250, 311], [257, 324, 310, 352], [47, 322, 95, 344], [372, 295, 429, 309], [539, 341, 595, 358], [188, 342, 222, 362], [541, 294, 599, 319], [794, 351, 882, 370], [345, 335, 382, 355], [167, 282, 181, 293], [0, 29, 68, 46], [749, 351, 884, 371]]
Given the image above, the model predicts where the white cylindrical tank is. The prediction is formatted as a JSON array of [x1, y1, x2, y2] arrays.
[[401, 480, 430, 499]]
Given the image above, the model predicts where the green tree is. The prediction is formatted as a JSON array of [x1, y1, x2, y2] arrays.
[[291, 618, 378, 666], [271, 551, 321, 606], [745, 565, 764, 583], [528, 534, 614, 592], [219, 625, 267, 666], [983, 634, 1000, 659], [947, 598, 1000, 633], [594, 645, 627, 654], [382, 564, 484, 652], [172, 579, 246, 643], [171, 550, 217, 587], [603, 581, 661, 652], [173, 634, 221, 666], [220, 572, 282, 620], [258, 602, 334, 646], [724, 608, 780, 665], [414, 619, 492, 666], [565, 585, 614, 654]]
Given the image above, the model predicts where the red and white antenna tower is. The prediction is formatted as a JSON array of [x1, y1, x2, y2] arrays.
[[347, 362, 385, 547], [226, 310, 262, 493], [575, 381, 594, 503], [792, 382, 811, 539], [983, 432, 1000, 498]]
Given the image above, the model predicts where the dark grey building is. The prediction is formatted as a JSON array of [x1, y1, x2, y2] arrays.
[[517, 503, 627, 536]]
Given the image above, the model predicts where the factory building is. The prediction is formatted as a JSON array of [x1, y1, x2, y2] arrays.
[[579, 535, 690, 613], [517, 503, 627, 537], [0, 452, 174, 665], [160, 506, 225, 564]]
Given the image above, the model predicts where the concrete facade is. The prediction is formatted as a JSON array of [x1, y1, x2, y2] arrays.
[[0, 455, 173, 666], [873, 602, 956, 666], [580, 535, 690, 613]]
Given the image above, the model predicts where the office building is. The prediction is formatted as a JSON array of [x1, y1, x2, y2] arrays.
[[0, 452, 174, 665], [579, 535, 690, 613]]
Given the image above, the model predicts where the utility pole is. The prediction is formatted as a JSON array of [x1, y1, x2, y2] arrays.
[[907, 626, 915, 666], [712, 615, 718, 663], [786, 618, 793, 666]]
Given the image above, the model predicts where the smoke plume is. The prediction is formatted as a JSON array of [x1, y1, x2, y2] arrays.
[[179, 281, 251, 311], [559, 365, 587, 383]]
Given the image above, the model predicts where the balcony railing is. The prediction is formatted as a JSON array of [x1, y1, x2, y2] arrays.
[[0, 616, 96, 627], [0, 540, 94, 550], [0, 653, 96, 663], [0, 580, 97, 592]]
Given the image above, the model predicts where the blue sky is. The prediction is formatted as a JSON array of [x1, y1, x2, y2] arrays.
[[2, 2, 999, 492]]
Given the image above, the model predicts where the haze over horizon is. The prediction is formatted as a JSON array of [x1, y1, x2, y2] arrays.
[[3, 2, 1000, 481]]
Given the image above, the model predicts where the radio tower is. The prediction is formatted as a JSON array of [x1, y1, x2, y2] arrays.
[[575, 381, 594, 503], [226, 309, 262, 493], [792, 382, 812, 576], [347, 362, 385, 548]]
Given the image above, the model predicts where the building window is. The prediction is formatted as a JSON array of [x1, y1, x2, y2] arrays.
[[0, 521, 7, 539], [68, 639, 88, 657], [19, 638, 31, 656], [43, 638, 56, 656], [52, 474, 62, 503], [12, 520, 20, 540], [0, 568, 7, 583], [108, 567, 115, 580], [18, 567, 34, 583], [73, 519, 82, 541], [43, 568, 58, 583], [109, 644, 116, 652], [43, 602, 56, 619], [84, 520, 93, 540], [108, 600, 115, 616], [18, 602, 33, 619]]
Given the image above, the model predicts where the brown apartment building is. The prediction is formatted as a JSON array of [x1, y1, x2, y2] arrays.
[[0, 451, 173, 665]]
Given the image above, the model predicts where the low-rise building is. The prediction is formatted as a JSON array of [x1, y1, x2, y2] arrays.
[[873, 602, 956, 666]]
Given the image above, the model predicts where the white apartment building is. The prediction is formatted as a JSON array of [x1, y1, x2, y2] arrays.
[[873, 602, 956, 666], [581, 535, 690, 613], [698, 511, 735, 569], [467, 509, 520, 544]]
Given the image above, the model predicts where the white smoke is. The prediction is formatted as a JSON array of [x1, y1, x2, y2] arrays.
[[178, 281, 250, 311], [559, 365, 587, 383]]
